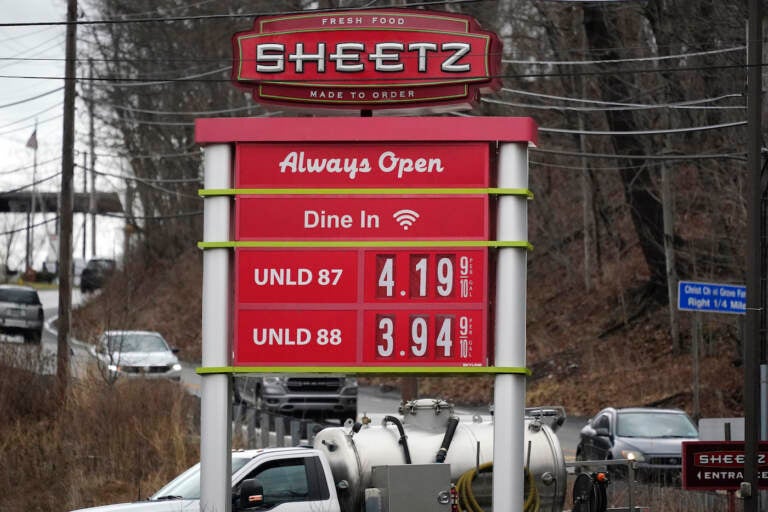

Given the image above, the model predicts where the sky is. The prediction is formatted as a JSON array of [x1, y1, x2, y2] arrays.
[[1, 0, 123, 272]]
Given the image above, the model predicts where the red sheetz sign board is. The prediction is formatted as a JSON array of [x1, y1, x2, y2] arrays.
[[234, 248, 488, 366], [231, 9, 502, 109], [682, 441, 768, 490]]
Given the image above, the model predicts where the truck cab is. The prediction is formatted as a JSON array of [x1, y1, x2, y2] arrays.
[[71, 447, 341, 512]]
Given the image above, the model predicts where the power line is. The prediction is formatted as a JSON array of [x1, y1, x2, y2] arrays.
[[502, 45, 745, 66], [0, 101, 62, 129], [498, 88, 743, 109], [104, 210, 202, 220], [0, 156, 62, 176], [0, 112, 62, 137], [78, 164, 201, 184], [0, 87, 63, 109], [0, 216, 58, 237], [530, 159, 668, 172], [482, 96, 744, 112], [0, 60, 757, 83], [99, 103, 260, 116], [0, 171, 62, 195], [532, 147, 747, 161], [0, 0, 481, 27], [538, 120, 746, 137]]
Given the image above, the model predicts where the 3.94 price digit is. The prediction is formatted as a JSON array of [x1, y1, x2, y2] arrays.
[[374, 314, 456, 359]]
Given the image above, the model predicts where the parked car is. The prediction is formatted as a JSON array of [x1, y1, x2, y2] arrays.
[[575, 407, 698, 482], [80, 258, 116, 293], [0, 284, 44, 343], [91, 330, 182, 381]]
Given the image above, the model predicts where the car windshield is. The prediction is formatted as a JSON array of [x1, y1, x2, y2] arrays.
[[0, 288, 40, 305], [106, 333, 169, 353], [150, 455, 254, 500], [89, 260, 115, 271], [617, 411, 698, 438]]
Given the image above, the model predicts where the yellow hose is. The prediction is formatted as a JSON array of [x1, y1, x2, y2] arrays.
[[455, 464, 540, 512]]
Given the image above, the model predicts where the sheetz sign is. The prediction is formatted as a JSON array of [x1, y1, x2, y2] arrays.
[[232, 9, 502, 109], [683, 441, 768, 490]]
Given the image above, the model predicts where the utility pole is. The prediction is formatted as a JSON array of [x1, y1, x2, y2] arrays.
[[89, 59, 97, 258], [82, 152, 86, 260], [743, 0, 762, 510], [56, 0, 77, 399]]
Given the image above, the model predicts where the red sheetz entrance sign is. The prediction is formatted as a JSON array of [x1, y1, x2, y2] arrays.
[[232, 9, 502, 109], [682, 441, 768, 490]]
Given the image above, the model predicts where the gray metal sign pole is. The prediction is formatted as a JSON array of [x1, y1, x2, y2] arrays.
[[201, 144, 233, 512], [493, 142, 528, 511]]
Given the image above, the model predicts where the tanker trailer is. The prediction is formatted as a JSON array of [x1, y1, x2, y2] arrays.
[[313, 398, 567, 512]]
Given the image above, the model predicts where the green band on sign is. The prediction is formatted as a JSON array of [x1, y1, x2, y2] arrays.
[[199, 187, 534, 199], [196, 366, 531, 376], [197, 240, 533, 250]]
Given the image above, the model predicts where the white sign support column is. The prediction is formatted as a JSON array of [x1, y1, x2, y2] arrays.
[[201, 144, 233, 512], [493, 142, 529, 511]]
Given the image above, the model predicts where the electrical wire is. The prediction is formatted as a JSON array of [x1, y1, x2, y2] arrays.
[[530, 159, 668, 172], [0, 156, 61, 176], [0, 172, 62, 195], [481, 96, 745, 112], [0, 87, 63, 109], [532, 147, 747, 161], [538, 120, 746, 136], [77, 164, 201, 184], [1, 59, 757, 82], [103, 210, 202, 220], [0, 101, 62, 129], [0, 216, 59, 237], [101, 103, 260, 116], [498, 88, 744, 109], [501, 45, 744, 66], [0, 0, 481, 27], [0, 113, 62, 137]]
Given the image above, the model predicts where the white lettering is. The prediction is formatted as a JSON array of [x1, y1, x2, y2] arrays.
[[277, 151, 371, 180], [252, 328, 311, 346], [253, 268, 312, 286], [378, 150, 445, 178], [304, 210, 353, 229]]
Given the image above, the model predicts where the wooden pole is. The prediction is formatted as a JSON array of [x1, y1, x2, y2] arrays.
[[56, 0, 77, 399]]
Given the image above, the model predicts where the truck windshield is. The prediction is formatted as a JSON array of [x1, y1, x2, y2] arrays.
[[150, 456, 254, 500]]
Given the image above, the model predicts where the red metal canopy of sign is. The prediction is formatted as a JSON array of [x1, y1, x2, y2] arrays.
[[195, 116, 538, 145]]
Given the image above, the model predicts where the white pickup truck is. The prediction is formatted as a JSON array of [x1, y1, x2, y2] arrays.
[[71, 400, 568, 512]]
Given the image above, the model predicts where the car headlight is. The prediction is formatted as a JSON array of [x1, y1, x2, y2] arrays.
[[262, 376, 286, 394], [621, 450, 645, 462], [172, 363, 182, 372]]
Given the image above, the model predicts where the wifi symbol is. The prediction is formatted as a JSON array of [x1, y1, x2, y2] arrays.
[[392, 209, 420, 231]]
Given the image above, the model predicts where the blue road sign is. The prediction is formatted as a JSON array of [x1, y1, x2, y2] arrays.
[[678, 280, 746, 315]]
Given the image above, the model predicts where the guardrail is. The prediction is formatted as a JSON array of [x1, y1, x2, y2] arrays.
[[232, 401, 336, 448]]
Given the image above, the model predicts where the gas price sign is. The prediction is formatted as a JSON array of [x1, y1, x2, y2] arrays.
[[234, 248, 488, 366]]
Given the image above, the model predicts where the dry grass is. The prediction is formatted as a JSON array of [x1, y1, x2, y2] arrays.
[[0, 346, 199, 511]]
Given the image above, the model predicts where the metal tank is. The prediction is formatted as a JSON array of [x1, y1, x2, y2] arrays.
[[313, 398, 566, 512]]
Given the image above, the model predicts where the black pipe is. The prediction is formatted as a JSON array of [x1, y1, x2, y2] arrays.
[[435, 417, 460, 463], [383, 415, 412, 464]]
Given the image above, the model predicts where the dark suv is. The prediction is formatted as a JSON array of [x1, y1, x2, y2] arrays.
[[80, 258, 116, 293], [0, 284, 44, 343]]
